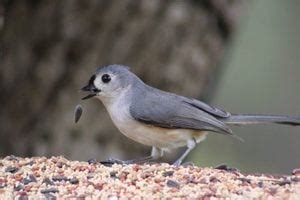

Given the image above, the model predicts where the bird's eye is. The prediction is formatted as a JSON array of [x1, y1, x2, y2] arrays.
[[101, 74, 111, 83]]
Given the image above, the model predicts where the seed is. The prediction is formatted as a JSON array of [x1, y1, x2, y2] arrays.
[[110, 171, 118, 178], [18, 194, 28, 200], [277, 180, 291, 186], [69, 177, 79, 184], [292, 168, 300, 176], [5, 166, 19, 173], [166, 180, 180, 189], [22, 175, 37, 185], [74, 104, 83, 123], [88, 158, 97, 164], [14, 184, 24, 191], [162, 171, 174, 177], [40, 188, 59, 194], [52, 175, 68, 182], [44, 193, 56, 200], [42, 178, 54, 185]]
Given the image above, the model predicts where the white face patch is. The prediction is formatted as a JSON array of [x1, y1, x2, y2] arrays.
[[93, 75, 103, 90], [93, 73, 122, 100]]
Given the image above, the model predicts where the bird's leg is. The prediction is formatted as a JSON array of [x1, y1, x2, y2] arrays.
[[100, 147, 164, 165], [123, 146, 164, 164], [173, 138, 197, 166], [151, 146, 164, 159]]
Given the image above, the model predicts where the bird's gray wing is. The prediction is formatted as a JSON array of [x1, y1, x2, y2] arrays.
[[129, 88, 233, 135], [182, 97, 231, 118]]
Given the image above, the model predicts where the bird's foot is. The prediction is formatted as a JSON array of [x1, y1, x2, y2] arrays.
[[181, 161, 195, 167], [172, 160, 195, 167], [172, 160, 181, 166]]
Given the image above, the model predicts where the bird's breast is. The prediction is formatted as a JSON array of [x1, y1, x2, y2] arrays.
[[104, 98, 207, 149]]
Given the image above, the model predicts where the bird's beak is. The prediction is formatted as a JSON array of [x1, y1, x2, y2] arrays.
[[81, 84, 101, 100], [81, 85, 93, 92]]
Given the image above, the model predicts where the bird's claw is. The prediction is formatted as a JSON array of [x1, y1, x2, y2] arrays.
[[181, 161, 195, 167], [172, 161, 195, 167]]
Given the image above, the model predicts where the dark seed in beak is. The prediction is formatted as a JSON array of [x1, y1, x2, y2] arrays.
[[81, 85, 101, 93], [81, 93, 97, 100]]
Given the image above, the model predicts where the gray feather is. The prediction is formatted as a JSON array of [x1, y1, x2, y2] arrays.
[[224, 114, 300, 126], [182, 98, 231, 118], [129, 84, 233, 135]]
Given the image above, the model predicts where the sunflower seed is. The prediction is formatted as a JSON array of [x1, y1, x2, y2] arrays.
[[74, 104, 83, 123]]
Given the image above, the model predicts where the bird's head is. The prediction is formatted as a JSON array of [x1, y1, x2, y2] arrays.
[[81, 65, 136, 102]]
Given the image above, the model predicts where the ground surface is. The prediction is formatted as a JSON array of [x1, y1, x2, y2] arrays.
[[0, 156, 299, 199]]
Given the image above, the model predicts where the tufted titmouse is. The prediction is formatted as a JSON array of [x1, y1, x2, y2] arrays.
[[80, 65, 300, 165]]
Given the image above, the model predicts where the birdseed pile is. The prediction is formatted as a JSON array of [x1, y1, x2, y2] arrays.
[[0, 156, 299, 199]]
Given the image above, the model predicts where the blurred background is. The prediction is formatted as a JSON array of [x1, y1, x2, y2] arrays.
[[0, 0, 299, 174], [190, 0, 300, 174]]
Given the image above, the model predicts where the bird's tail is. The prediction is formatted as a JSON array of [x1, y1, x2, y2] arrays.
[[224, 114, 300, 126]]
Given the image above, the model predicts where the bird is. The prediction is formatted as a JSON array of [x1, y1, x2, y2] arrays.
[[80, 64, 300, 165]]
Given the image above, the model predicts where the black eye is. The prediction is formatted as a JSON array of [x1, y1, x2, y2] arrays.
[[101, 74, 111, 83]]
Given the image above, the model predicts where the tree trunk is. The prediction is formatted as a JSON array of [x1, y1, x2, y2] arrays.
[[0, 0, 245, 161]]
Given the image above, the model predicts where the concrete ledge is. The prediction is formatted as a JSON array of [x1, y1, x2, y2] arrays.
[[0, 156, 299, 199]]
